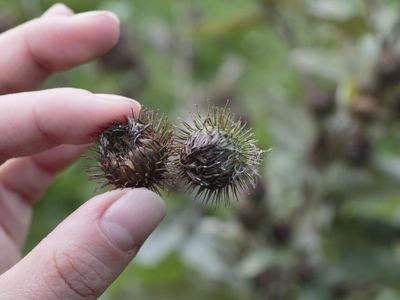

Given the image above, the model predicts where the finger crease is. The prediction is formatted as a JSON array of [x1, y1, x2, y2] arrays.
[[0, 214, 16, 247], [32, 102, 60, 147], [24, 33, 53, 75], [30, 156, 57, 177], [52, 251, 97, 299], [0, 149, 11, 165], [0, 181, 33, 205], [73, 243, 111, 280], [65, 252, 102, 295]]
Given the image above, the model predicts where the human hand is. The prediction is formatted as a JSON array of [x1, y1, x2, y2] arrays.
[[0, 3, 165, 299]]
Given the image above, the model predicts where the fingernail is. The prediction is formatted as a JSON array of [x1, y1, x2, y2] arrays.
[[100, 189, 165, 252], [96, 94, 141, 111], [74, 11, 120, 25]]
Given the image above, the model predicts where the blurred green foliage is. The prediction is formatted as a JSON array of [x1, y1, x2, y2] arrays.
[[2, 0, 400, 299]]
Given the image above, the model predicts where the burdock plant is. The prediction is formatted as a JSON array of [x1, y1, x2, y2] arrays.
[[88, 105, 264, 206], [87, 109, 174, 193], [174, 105, 264, 206]]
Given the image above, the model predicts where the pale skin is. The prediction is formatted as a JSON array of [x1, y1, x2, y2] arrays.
[[0, 3, 166, 299]]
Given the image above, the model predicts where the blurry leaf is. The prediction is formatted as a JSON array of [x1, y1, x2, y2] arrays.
[[376, 289, 400, 300], [236, 248, 293, 278], [181, 217, 237, 279], [306, 0, 362, 21], [342, 191, 400, 226], [307, 7, 370, 38], [136, 206, 200, 266], [266, 94, 314, 152], [290, 49, 348, 80], [337, 77, 358, 107], [98, 1, 133, 22], [324, 15, 369, 38], [374, 153, 400, 185], [371, 4, 399, 36], [266, 151, 307, 218], [193, 10, 264, 39]]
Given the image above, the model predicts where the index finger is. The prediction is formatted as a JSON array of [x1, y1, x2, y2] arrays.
[[0, 88, 140, 164]]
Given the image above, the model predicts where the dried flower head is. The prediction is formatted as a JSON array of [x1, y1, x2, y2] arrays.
[[87, 109, 174, 193], [175, 105, 264, 206]]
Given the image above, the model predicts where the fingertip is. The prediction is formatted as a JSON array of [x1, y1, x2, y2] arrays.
[[42, 3, 74, 17], [95, 94, 141, 114], [104, 11, 120, 26], [131, 188, 167, 222], [73, 11, 120, 25], [139, 188, 167, 218], [71, 11, 120, 51], [100, 188, 166, 252]]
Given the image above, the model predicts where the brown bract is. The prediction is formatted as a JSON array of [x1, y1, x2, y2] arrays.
[[175, 105, 264, 206], [87, 109, 174, 193]]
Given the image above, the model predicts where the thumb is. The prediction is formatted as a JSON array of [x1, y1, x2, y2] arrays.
[[0, 188, 165, 300]]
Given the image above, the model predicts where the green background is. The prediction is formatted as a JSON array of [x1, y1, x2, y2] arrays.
[[1, 0, 400, 299]]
